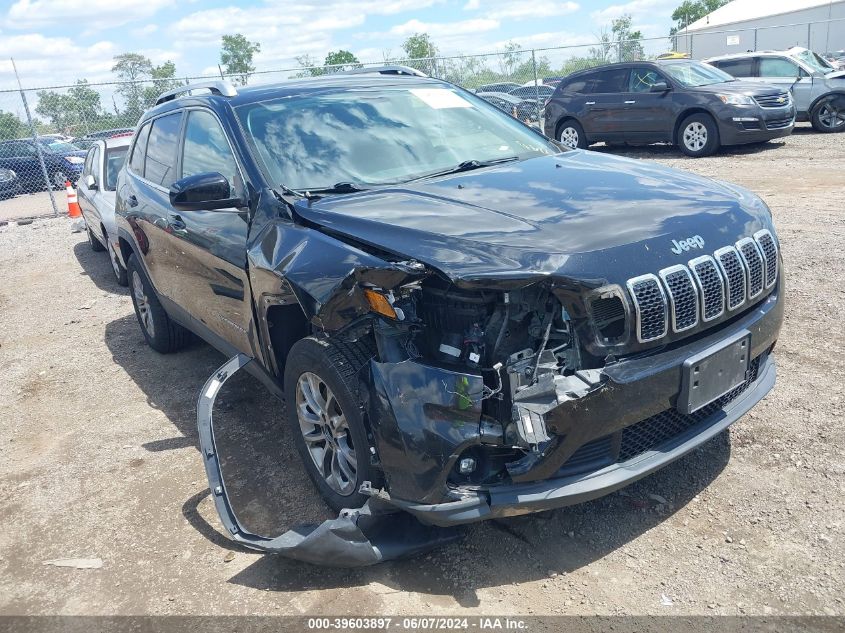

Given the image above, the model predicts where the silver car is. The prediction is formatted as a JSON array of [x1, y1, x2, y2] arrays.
[[705, 47, 845, 133], [77, 135, 132, 286]]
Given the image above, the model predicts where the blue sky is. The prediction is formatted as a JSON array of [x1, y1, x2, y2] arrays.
[[0, 0, 680, 89]]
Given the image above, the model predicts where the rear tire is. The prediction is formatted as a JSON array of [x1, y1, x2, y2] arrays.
[[105, 231, 128, 286], [87, 225, 105, 252], [126, 254, 191, 354], [284, 336, 382, 513], [677, 113, 720, 157], [810, 96, 845, 133], [557, 119, 587, 149]]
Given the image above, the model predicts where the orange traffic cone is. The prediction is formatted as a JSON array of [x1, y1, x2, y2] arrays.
[[66, 180, 81, 218]]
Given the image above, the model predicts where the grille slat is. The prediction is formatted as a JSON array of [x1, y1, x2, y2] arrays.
[[626, 234, 778, 344], [689, 255, 725, 322], [627, 274, 667, 342], [754, 229, 778, 288], [737, 238, 764, 300], [659, 265, 698, 332], [754, 92, 790, 108], [715, 246, 746, 311]]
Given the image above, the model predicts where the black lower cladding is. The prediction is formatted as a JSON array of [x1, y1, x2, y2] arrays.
[[557, 355, 762, 474]]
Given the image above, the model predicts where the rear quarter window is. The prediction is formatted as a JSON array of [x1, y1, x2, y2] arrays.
[[713, 58, 754, 77], [129, 123, 151, 176]]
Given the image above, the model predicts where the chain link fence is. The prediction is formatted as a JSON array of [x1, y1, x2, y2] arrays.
[[1, 17, 842, 220]]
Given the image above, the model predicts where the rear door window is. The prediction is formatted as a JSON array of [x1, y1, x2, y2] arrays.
[[129, 123, 151, 176], [714, 58, 754, 77], [144, 112, 183, 187], [588, 69, 629, 93], [90, 146, 101, 182]]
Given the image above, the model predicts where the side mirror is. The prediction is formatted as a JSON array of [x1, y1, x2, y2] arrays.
[[85, 174, 97, 189], [169, 172, 242, 211], [650, 81, 670, 93]]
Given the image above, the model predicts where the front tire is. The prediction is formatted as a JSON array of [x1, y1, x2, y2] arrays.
[[810, 96, 845, 133], [677, 113, 720, 157], [557, 119, 587, 149], [284, 336, 382, 513], [126, 254, 191, 353]]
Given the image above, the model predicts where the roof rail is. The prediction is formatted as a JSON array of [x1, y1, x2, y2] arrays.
[[341, 64, 428, 78], [155, 80, 238, 106]]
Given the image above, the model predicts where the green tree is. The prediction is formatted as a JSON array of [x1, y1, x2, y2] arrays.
[[292, 54, 324, 77], [142, 61, 181, 108], [498, 41, 523, 77], [323, 50, 361, 73], [401, 33, 438, 75], [612, 14, 644, 61], [670, 0, 729, 35], [112, 52, 153, 120], [220, 33, 261, 85], [0, 111, 27, 140]]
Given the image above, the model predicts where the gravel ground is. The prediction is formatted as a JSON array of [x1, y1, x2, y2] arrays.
[[1, 125, 843, 618]]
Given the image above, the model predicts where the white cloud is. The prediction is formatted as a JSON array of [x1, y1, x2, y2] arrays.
[[0, 34, 118, 88], [5, 0, 171, 30], [488, 1, 579, 20], [387, 18, 500, 38], [591, 0, 676, 25], [132, 24, 159, 38]]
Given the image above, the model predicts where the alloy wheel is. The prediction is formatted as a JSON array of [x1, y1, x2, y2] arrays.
[[560, 126, 579, 149], [132, 271, 155, 338], [683, 122, 708, 153], [295, 371, 357, 496], [818, 103, 845, 130]]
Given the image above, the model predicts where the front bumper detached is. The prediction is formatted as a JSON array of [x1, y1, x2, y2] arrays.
[[391, 353, 775, 527], [196, 354, 461, 567]]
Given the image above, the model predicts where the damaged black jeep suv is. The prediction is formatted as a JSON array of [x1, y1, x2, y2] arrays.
[[115, 68, 783, 537]]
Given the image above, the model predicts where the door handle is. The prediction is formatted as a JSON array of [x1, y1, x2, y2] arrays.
[[624, 100, 636, 104], [168, 213, 187, 231], [127, 194, 138, 208]]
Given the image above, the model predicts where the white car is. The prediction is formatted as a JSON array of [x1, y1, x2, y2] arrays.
[[77, 135, 132, 286]]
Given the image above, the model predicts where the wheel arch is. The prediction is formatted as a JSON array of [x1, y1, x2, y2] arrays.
[[808, 90, 845, 115], [673, 107, 716, 144], [555, 115, 583, 140]]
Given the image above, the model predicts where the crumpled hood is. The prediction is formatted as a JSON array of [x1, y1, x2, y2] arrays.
[[293, 151, 773, 285], [825, 69, 845, 79]]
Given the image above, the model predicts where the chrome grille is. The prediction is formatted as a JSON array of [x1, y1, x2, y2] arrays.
[[737, 238, 764, 300], [715, 246, 746, 311], [627, 274, 667, 342], [689, 255, 725, 322], [754, 92, 790, 108], [754, 229, 778, 288], [659, 265, 698, 332], [626, 233, 778, 344]]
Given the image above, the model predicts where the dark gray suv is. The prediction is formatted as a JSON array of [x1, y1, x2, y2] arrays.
[[544, 59, 796, 157]]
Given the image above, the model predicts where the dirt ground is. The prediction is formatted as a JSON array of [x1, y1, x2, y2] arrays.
[[1, 125, 843, 618]]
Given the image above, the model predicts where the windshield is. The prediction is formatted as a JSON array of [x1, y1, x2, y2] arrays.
[[662, 61, 735, 86], [236, 85, 558, 190], [105, 147, 128, 191], [44, 141, 82, 153], [795, 49, 834, 73]]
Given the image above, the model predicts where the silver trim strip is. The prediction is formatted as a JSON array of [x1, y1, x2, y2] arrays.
[[753, 229, 778, 289], [626, 273, 668, 343], [688, 255, 725, 323], [736, 237, 765, 301], [714, 245, 746, 312], [658, 264, 699, 333]]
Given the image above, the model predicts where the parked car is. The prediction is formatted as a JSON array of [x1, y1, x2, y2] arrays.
[[77, 135, 132, 285], [0, 167, 21, 199], [705, 47, 845, 133], [0, 138, 86, 190], [77, 128, 135, 141], [508, 85, 555, 100], [476, 91, 539, 123], [114, 72, 783, 562], [475, 82, 522, 94], [544, 59, 795, 156]]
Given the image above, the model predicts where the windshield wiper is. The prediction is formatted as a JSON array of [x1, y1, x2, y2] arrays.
[[407, 156, 519, 182], [300, 182, 369, 198]]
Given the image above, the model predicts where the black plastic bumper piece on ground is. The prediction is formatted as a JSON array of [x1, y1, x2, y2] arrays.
[[392, 354, 776, 527], [196, 353, 463, 567]]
